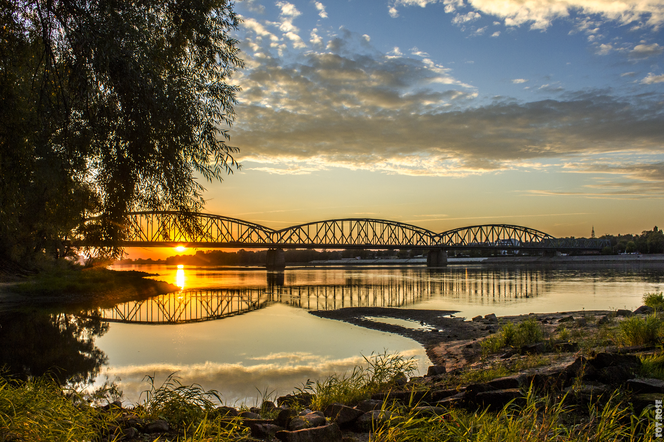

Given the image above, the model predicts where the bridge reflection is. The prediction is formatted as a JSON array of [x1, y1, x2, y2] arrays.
[[82, 268, 544, 324]]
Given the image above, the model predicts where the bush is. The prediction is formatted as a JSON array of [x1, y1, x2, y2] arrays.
[[619, 315, 663, 346], [481, 318, 545, 354], [643, 292, 664, 311]]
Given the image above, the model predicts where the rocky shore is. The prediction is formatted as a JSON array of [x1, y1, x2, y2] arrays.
[[91, 306, 662, 441]]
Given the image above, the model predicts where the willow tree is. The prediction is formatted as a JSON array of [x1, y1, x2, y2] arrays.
[[0, 0, 243, 264]]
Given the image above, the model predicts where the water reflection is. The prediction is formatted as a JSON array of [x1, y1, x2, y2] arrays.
[[0, 311, 108, 384], [176, 264, 186, 289], [83, 267, 546, 324]]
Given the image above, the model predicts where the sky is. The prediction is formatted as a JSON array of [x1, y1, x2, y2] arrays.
[[134, 0, 664, 258]]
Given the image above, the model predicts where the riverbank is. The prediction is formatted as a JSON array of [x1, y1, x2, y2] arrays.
[[0, 265, 178, 311], [305, 254, 664, 267]]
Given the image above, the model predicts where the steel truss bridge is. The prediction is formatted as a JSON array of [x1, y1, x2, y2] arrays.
[[81, 211, 608, 252]]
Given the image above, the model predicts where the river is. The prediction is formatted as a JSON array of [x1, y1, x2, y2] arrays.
[[1, 262, 662, 406]]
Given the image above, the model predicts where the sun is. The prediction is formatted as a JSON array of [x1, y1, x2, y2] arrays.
[[174, 245, 187, 252]]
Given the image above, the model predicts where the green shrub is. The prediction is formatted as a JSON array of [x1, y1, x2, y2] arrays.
[[643, 292, 664, 311], [481, 318, 545, 354], [619, 314, 663, 346]]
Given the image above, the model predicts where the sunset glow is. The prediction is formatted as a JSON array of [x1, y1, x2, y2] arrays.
[[175, 245, 187, 253]]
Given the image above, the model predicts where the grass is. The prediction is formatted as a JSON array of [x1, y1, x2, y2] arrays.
[[639, 353, 664, 380], [370, 388, 657, 442], [300, 351, 418, 410], [619, 314, 663, 346], [481, 318, 545, 355], [643, 292, 664, 311]]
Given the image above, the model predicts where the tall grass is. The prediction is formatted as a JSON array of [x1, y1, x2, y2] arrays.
[[371, 389, 657, 442], [619, 314, 663, 346], [0, 374, 116, 441], [303, 351, 417, 410]]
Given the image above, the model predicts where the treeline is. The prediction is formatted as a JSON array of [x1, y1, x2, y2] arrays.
[[600, 226, 664, 254], [118, 249, 425, 266]]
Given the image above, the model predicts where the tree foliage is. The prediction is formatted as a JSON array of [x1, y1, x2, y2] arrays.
[[0, 0, 243, 264]]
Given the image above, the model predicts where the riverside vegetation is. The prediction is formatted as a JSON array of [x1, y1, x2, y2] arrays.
[[2, 294, 664, 441]]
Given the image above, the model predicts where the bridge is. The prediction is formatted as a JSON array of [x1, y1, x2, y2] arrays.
[[77, 211, 610, 268]]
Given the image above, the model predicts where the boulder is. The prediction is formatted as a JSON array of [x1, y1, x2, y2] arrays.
[[558, 316, 574, 323], [487, 374, 526, 390], [615, 309, 633, 317], [324, 403, 364, 426], [474, 389, 524, 410], [597, 315, 611, 325], [276, 422, 343, 442], [239, 411, 261, 419], [288, 412, 326, 431], [355, 399, 384, 412], [626, 378, 664, 394], [144, 420, 169, 433], [277, 393, 314, 408], [275, 408, 298, 428], [247, 422, 285, 439], [634, 305, 655, 315], [472, 315, 483, 322], [215, 406, 239, 417], [484, 313, 498, 323], [427, 365, 447, 377]]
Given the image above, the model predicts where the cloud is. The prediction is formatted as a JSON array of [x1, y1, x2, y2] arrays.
[[234, 20, 664, 195], [95, 349, 427, 406], [642, 73, 664, 83], [596, 43, 613, 55], [629, 43, 663, 59], [313, 1, 328, 18], [390, 0, 664, 30], [453, 11, 481, 25]]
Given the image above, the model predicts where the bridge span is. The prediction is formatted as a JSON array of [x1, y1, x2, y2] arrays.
[[77, 211, 609, 268]]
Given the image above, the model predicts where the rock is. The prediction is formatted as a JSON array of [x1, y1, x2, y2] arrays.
[[597, 315, 611, 325], [372, 390, 431, 404], [558, 315, 574, 323], [215, 405, 239, 417], [487, 374, 525, 390], [562, 383, 609, 407], [122, 427, 139, 439], [576, 317, 587, 326], [144, 419, 169, 433], [430, 388, 464, 402], [520, 342, 549, 354], [261, 400, 277, 413], [240, 411, 261, 419], [626, 378, 664, 394], [324, 403, 364, 426], [276, 422, 343, 442], [393, 372, 408, 386], [615, 309, 633, 317], [484, 313, 498, 323], [288, 412, 326, 431], [435, 392, 466, 408], [248, 422, 285, 439], [277, 393, 314, 408], [355, 399, 384, 412], [474, 389, 524, 410], [275, 408, 298, 428], [631, 393, 664, 414], [427, 365, 447, 377], [553, 341, 579, 352], [634, 305, 655, 315], [354, 410, 402, 432], [472, 315, 483, 322]]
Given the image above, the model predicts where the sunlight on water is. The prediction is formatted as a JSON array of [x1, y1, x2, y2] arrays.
[[176, 264, 185, 290]]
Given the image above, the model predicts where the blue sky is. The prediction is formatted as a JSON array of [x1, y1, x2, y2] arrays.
[[191, 0, 664, 248]]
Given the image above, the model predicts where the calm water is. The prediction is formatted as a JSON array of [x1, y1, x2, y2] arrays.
[[1, 263, 663, 405]]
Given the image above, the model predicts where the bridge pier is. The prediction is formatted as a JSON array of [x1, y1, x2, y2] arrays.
[[266, 248, 286, 271], [427, 249, 447, 267]]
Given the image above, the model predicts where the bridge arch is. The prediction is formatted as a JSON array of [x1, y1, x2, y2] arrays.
[[273, 218, 440, 249], [437, 224, 556, 249], [122, 211, 276, 247]]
